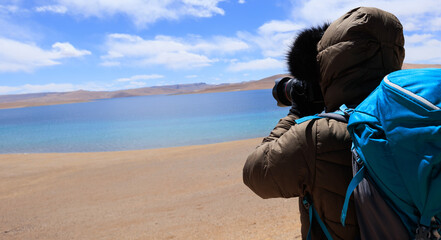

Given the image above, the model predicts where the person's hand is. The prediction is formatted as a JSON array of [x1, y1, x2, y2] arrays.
[[288, 79, 309, 117], [288, 79, 325, 117]]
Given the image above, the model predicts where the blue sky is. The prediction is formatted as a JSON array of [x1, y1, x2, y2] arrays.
[[0, 0, 440, 95]]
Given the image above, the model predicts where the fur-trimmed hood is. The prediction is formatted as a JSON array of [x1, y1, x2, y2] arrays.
[[287, 23, 329, 84]]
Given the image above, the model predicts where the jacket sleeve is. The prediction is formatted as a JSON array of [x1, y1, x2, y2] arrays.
[[243, 114, 315, 199]]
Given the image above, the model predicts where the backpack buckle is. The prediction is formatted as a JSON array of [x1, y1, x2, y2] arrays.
[[302, 196, 311, 210], [416, 225, 432, 240], [431, 218, 441, 240], [351, 148, 363, 165]]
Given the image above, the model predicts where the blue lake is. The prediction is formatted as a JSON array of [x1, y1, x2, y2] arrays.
[[0, 89, 288, 153]]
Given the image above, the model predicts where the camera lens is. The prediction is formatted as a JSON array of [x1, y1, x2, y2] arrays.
[[272, 77, 293, 107]]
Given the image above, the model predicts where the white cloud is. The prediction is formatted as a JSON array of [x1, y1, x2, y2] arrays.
[[0, 83, 77, 95], [35, 5, 67, 14], [0, 4, 19, 14], [238, 20, 304, 58], [191, 36, 249, 54], [0, 81, 124, 95], [51, 42, 91, 58], [432, 17, 441, 31], [122, 81, 147, 88], [21, 83, 78, 93], [292, 0, 441, 31], [101, 33, 247, 69], [405, 34, 433, 44], [0, 86, 20, 95], [186, 75, 198, 78], [141, 51, 214, 69], [39, 0, 225, 27], [227, 57, 285, 72], [102, 34, 185, 61], [100, 61, 120, 67], [0, 37, 91, 72], [404, 34, 441, 63], [238, 0, 246, 3], [113, 74, 166, 90], [258, 20, 304, 35], [116, 74, 164, 82]]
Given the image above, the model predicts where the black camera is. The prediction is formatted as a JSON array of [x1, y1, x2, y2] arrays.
[[272, 77, 307, 107], [272, 77, 325, 114]]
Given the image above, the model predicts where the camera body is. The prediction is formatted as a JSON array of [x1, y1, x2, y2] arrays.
[[272, 76, 314, 107], [272, 76, 325, 115]]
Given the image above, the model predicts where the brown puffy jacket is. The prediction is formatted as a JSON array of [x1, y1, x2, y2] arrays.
[[243, 7, 404, 240]]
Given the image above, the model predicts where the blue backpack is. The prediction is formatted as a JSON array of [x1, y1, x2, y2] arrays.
[[341, 68, 441, 240], [298, 68, 441, 240]]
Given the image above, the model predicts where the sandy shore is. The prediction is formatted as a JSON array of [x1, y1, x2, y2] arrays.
[[0, 138, 301, 240]]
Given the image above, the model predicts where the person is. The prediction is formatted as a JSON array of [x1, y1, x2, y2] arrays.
[[243, 7, 405, 240]]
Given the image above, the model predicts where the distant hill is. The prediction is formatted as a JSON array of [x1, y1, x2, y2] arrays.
[[0, 83, 212, 109], [188, 74, 290, 94], [402, 63, 441, 69], [0, 63, 439, 109], [0, 74, 291, 109]]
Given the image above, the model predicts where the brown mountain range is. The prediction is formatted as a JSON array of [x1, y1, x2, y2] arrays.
[[0, 63, 439, 109]]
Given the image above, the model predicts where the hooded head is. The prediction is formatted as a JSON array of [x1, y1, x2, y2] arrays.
[[317, 7, 405, 112]]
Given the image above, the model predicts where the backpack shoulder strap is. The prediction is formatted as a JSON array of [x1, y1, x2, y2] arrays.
[[341, 165, 366, 226], [318, 112, 349, 123], [295, 105, 351, 125]]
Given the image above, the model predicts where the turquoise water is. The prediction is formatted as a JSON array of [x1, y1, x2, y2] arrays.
[[0, 89, 287, 153]]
